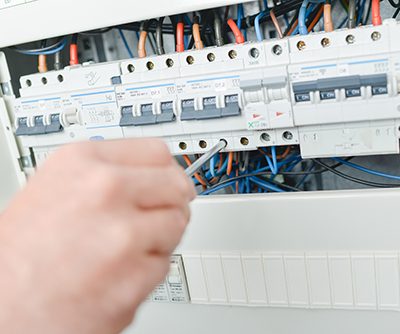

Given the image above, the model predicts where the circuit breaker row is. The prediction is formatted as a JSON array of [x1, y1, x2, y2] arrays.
[[12, 19, 400, 158]]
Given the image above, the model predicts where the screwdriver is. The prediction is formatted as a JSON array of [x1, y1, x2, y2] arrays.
[[184, 139, 228, 177]]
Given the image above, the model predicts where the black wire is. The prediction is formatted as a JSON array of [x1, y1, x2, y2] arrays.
[[79, 27, 113, 35], [213, 11, 224, 46], [283, 8, 301, 36], [389, 0, 400, 8], [200, 156, 358, 195], [155, 17, 165, 55], [305, 3, 324, 29], [394, 6, 400, 18], [116, 0, 304, 34], [71, 34, 78, 45], [363, 0, 373, 23], [312, 159, 400, 188], [201, 173, 302, 194]]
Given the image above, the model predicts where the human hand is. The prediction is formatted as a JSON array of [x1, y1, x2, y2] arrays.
[[0, 138, 195, 334]]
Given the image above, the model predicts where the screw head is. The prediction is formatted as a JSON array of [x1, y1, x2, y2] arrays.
[[283, 131, 294, 141], [228, 50, 237, 59], [297, 41, 306, 51], [207, 53, 216, 62], [261, 133, 271, 142], [346, 34, 355, 44], [186, 56, 195, 65], [249, 48, 260, 59], [371, 31, 381, 41], [321, 38, 330, 48], [272, 44, 283, 56]]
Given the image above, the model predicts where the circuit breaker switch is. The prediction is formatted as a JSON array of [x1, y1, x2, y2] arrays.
[[168, 264, 182, 284], [16, 115, 47, 136], [222, 94, 241, 117], [295, 93, 311, 102], [345, 88, 362, 98], [119, 105, 136, 127], [180, 99, 197, 121], [45, 114, 64, 134], [372, 86, 388, 95], [15, 117, 31, 136], [157, 101, 176, 123], [320, 90, 336, 100], [136, 104, 157, 125], [197, 96, 221, 119]]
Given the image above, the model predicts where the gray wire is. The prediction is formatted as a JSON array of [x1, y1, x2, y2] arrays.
[[185, 140, 228, 177], [348, 0, 356, 28], [214, 14, 224, 47], [54, 52, 62, 70]]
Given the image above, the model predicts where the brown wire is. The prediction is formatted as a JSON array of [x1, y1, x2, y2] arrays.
[[38, 55, 48, 73], [138, 30, 148, 58], [193, 22, 204, 49], [308, 6, 324, 32], [323, 3, 334, 32], [270, 10, 283, 38]]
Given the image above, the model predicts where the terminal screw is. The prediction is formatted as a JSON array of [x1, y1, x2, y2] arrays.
[[272, 44, 283, 55], [371, 31, 381, 41], [186, 56, 195, 65], [321, 38, 330, 48], [346, 34, 355, 44], [261, 133, 271, 142], [283, 131, 294, 141], [249, 48, 260, 59], [228, 50, 237, 59], [297, 41, 306, 51]]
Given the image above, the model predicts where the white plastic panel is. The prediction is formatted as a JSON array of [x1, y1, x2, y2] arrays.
[[263, 254, 288, 306], [202, 254, 228, 303], [0, 0, 253, 48], [284, 255, 309, 307], [306, 254, 331, 308], [221, 254, 247, 304], [375, 253, 400, 310], [242, 255, 268, 305], [329, 254, 354, 308], [181, 254, 208, 303], [352, 254, 377, 310]]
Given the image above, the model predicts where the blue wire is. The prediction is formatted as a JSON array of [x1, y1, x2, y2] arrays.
[[210, 155, 217, 178], [338, 17, 348, 28], [249, 177, 285, 193], [263, 0, 268, 10], [291, 3, 315, 36], [333, 158, 400, 181], [357, 0, 367, 25], [18, 38, 68, 55], [237, 4, 243, 29], [201, 181, 238, 195], [271, 146, 278, 175], [283, 14, 290, 28], [299, 0, 311, 35], [118, 29, 134, 58], [255, 11, 267, 41], [295, 163, 315, 188]]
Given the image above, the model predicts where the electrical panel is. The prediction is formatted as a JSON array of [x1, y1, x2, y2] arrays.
[[10, 20, 400, 164], [3, 1, 400, 334]]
